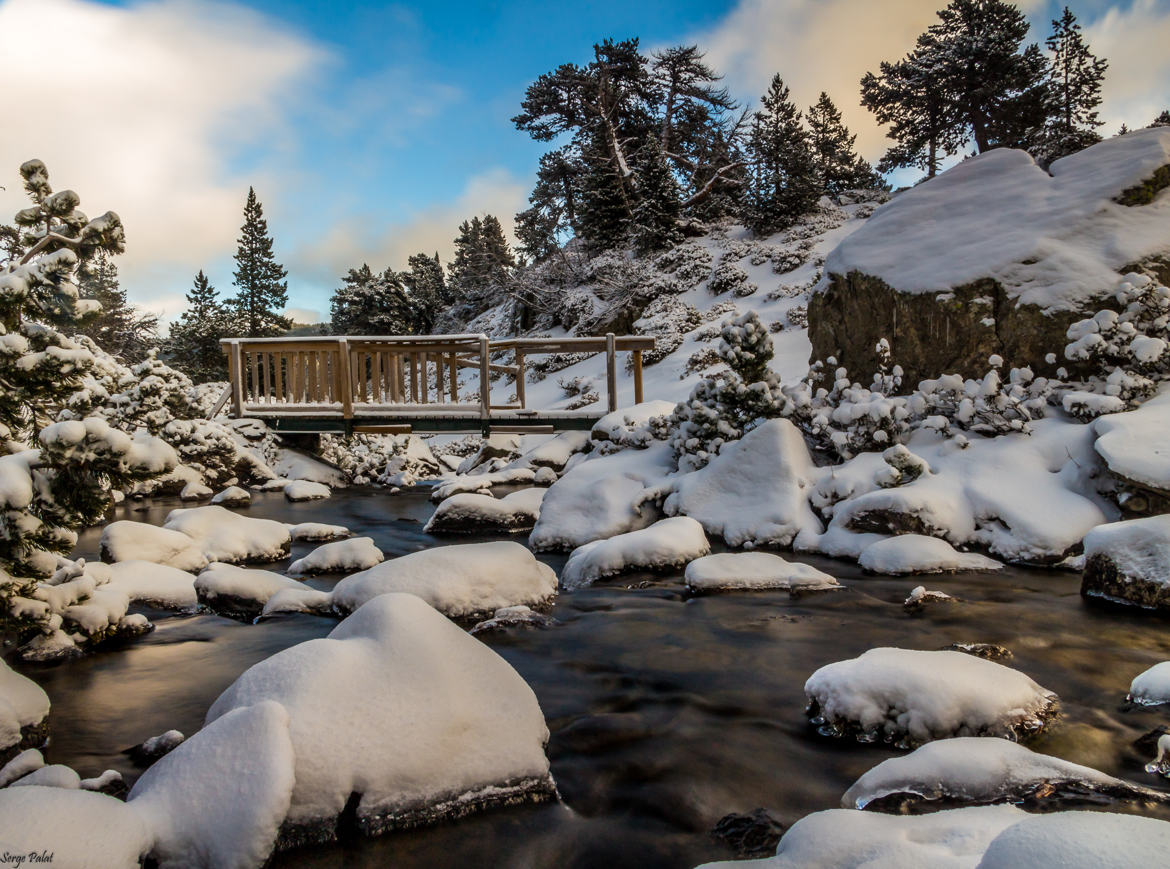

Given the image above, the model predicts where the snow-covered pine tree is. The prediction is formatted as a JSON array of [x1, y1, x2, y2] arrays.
[[74, 249, 159, 363], [920, 0, 1050, 153], [0, 160, 174, 634], [402, 252, 447, 333], [330, 264, 415, 335], [744, 75, 819, 234], [481, 214, 516, 285], [1032, 7, 1107, 164], [515, 148, 582, 262], [630, 138, 682, 254], [230, 187, 291, 337], [806, 92, 884, 195], [1151, 111, 1170, 128], [165, 270, 233, 382]]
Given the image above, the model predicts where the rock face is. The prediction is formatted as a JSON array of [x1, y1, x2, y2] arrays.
[[810, 128, 1170, 384]]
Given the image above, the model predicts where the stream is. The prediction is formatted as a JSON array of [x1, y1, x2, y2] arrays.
[[16, 486, 1170, 867]]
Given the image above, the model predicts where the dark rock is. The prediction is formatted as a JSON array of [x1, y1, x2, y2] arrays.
[[1134, 726, 1170, 756], [711, 808, 786, 858], [1082, 552, 1170, 612], [126, 729, 185, 766], [846, 508, 946, 538], [0, 719, 49, 767], [861, 778, 1170, 815]]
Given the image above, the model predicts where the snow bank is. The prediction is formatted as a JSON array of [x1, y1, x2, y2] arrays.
[[1082, 514, 1170, 610], [424, 488, 545, 534], [99, 520, 207, 572], [561, 516, 710, 590], [164, 505, 291, 564], [206, 593, 555, 838], [0, 786, 150, 866], [97, 560, 198, 610], [1093, 387, 1170, 490], [842, 738, 1133, 810], [1, 658, 50, 757], [1129, 661, 1170, 705], [823, 127, 1170, 311], [332, 542, 557, 620], [697, 805, 1027, 869], [805, 648, 1058, 747], [195, 563, 305, 620], [976, 811, 1170, 869], [288, 537, 384, 576], [859, 535, 1002, 575], [284, 480, 331, 502], [684, 552, 839, 593], [529, 441, 674, 551], [666, 419, 821, 548], [129, 701, 295, 869], [591, 400, 676, 445]]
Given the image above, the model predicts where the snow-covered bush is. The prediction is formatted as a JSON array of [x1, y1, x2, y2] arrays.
[[631, 296, 702, 367], [667, 311, 791, 471], [1062, 274, 1170, 419], [908, 361, 1051, 437], [653, 242, 712, 289], [707, 262, 756, 297]]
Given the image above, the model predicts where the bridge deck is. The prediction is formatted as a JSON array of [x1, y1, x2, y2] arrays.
[[221, 333, 654, 435]]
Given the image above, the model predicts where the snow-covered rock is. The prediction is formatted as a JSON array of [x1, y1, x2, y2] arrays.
[[430, 467, 536, 502], [975, 810, 1170, 869], [0, 748, 43, 787], [469, 605, 556, 635], [164, 506, 291, 564], [206, 593, 556, 840], [1128, 661, 1170, 706], [509, 431, 590, 472], [180, 480, 212, 501], [666, 419, 821, 548], [195, 563, 306, 620], [0, 786, 151, 866], [561, 516, 710, 590], [1093, 387, 1170, 495], [903, 585, 957, 613], [805, 648, 1058, 748], [0, 658, 50, 761], [859, 535, 1003, 575], [211, 485, 251, 507], [99, 520, 208, 573], [696, 804, 1027, 869], [272, 448, 346, 487], [129, 701, 295, 868], [424, 488, 545, 534], [684, 552, 839, 594], [287, 521, 350, 542], [9, 763, 81, 789], [131, 729, 185, 762], [1082, 514, 1170, 611], [95, 560, 198, 610], [260, 587, 335, 618], [590, 400, 676, 446], [332, 542, 557, 621], [529, 441, 674, 551], [842, 737, 1161, 812], [283, 480, 331, 502], [287, 537, 384, 576]]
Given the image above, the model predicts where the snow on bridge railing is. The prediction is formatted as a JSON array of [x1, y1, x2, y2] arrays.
[[220, 332, 655, 421]]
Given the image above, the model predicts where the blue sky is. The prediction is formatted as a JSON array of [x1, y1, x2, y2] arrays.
[[1, 0, 1167, 323]]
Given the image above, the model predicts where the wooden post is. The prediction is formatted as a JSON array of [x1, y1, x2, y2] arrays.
[[515, 351, 526, 409], [229, 341, 244, 417], [479, 336, 491, 421], [605, 332, 617, 413], [338, 339, 354, 419], [410, 353, 420, 403], [435, 351, 444, 402], [448, 354, 458, 403], [632, 349, 644, 405]]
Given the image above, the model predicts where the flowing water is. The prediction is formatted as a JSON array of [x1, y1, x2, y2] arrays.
[[17, 487, 1170, 867]]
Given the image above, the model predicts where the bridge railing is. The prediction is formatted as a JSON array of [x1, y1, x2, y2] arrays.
[[221, 333, 654, 421]]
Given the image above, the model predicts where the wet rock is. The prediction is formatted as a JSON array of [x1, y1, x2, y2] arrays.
[[1081, 516, 1170, 612], [710, 808, 786, 858], [469, 605, 556, 635], [947, 643, 1013, 663], [127, 729, 185, 765], [903, 586, 957, 613], [80, 769, 129, 799]]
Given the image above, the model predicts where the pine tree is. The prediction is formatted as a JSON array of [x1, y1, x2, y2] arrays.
[[448, 216, 485, 299], [74, 249, 159, 362], [480, 214, 516, 285], [1118, 123, 1130, 135], [514, 148, 582, 262], [630, 137, 682, 254], [1151, 111, 1170, 128], [165, 270, 233, 382], [1033, 7, 1107, 163], [806, 92, 884, 195], [330, 265, 415, 335], [402, 252, 446, 333], [744, 75, 819, 234], [230, 187, 290, 337]]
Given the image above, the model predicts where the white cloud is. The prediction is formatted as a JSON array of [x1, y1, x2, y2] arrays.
[[285, 307, 323, 325], [0, 0, 327, 305], [290, 168, 530, 289], [1085, 0, 1170, 131]]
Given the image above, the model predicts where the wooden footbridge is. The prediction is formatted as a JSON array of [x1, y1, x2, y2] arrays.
[[219, 333, 655, 436]]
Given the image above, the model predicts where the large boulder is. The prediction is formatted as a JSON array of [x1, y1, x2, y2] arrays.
[[810, 128, 1170, 383], [1081, 514, 1170, 611]]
